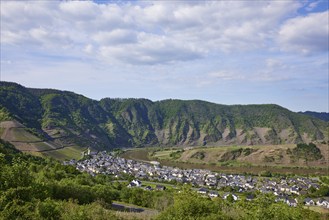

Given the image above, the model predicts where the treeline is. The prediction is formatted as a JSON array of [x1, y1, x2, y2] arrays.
[[287, 143, 323, 161]]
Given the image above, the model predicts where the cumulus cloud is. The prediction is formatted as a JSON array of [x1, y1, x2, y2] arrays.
[[278, 11, 329, 54], [0, 0, 309, 65], [95, 30, 205, 65], [92, 29, 137, 45], [59, 1, 100, 19]]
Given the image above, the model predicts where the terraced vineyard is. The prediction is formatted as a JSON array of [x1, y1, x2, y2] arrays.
[[0, 120, 85, 160]]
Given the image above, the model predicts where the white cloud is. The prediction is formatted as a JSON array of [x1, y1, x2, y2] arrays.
[[0, 0, 305, 65], [84, 44, 94, 54], [1, 30, 24, 44], [208, 71, 245, 81], [278, 11, 329, 54], [59, 1, 100, 20], [266, 59, 287, 69], [28, 28, 72, 47], [254, 72, 291, 82], [0, 1, 55, 31], [305, 1, 320, 11], [92, 29, 137, 45]]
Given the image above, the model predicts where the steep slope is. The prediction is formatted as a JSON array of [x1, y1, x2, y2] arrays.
[[0, 81, 328, 151], [29, 88, 112, 148], [104, 99, 328, 146], [0, 82, 42, 129], [0, 120, 62, 152]]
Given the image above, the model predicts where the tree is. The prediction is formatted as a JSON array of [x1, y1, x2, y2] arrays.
[[1, 158, 33, 189], [157, 186, 220, 220], [226, 194, 234, 203], [36, 198, 61, 220], [0, 153, 5, 165]]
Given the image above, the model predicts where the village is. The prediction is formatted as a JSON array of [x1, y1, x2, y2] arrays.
[[64, 151, 329, 209]]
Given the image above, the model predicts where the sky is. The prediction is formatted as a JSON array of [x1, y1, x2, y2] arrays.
[[1, 0, 328, 112]]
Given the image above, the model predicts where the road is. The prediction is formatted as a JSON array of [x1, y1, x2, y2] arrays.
[[111, 201, 158, 215]]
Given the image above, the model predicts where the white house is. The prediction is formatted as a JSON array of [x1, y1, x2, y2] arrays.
[[209, 191, 219, 198], [304, 198, 315, 206], [286, 198, 298, 207], [128, 179, 142, 188], [197, 188, 208, 194], [316, 199, 329, 208]]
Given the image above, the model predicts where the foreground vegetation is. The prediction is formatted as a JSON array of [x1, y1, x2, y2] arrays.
[[0, 139, 168, 219], [1, 139, 328, 219], [157, 189, 322, 220]]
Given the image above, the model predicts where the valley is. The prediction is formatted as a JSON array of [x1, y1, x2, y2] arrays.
[[0, 82, 328, 175], [2, 1, 328, 219]]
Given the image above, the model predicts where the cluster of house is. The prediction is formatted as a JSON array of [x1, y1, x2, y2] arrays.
[[304, 198, 329, 208], [196, 188, 239, 201], [64, 151, 329, 209]]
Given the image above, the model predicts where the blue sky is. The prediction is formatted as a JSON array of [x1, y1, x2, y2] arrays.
[[1, 0, 328, 112]]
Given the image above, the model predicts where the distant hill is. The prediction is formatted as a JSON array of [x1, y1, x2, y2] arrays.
[[0, 81, 328, 152], [298, 111, 329, 122]]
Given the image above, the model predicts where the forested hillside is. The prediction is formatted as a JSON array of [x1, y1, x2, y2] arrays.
[[299, 111, 329, 122], [0, 81, 328, 151]]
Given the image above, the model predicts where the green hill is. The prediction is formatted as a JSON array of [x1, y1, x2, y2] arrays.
[[0, 81, 328, 151]]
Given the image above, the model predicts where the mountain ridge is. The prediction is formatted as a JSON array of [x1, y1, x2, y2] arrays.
[[0, 81, 328, 151], [298, 111, 329, 122]]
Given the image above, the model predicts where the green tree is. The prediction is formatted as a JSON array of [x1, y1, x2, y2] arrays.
[[1, 158, 33, 189], [36, 198, 62, 220], [0, 153, 5, 165], [226, 194, 234, 203], [157, 186, 220, 220]]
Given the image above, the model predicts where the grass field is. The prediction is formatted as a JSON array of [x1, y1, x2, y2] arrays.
[[24, 146, 85, 161], [151, 144, 328, 168], [152, 150, 175, 160], [121, 146, 329, 176], [25, 151, 44, 157], [304, 206, 329, 214], [41, 146, 85, 161], [122, 149, 151, 162]]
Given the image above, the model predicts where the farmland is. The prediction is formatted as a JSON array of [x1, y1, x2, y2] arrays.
[[121, 144, 329, 176]]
